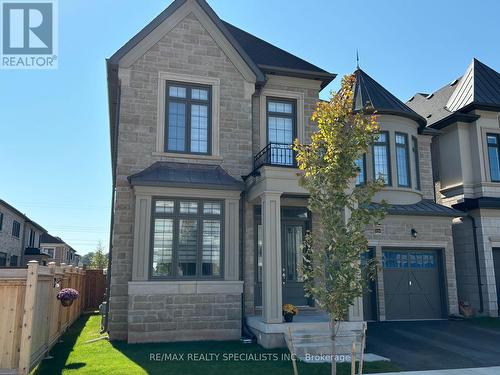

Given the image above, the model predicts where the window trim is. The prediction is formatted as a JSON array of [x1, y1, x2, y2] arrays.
[[412, 136, 421, 190], [149, 197, 225, 280], [395, 132, 411, 188], [156, 72, 221, 159], [165, 81, 212, 155], [372, 131, 392, 186], [487, 133, 500, 183]]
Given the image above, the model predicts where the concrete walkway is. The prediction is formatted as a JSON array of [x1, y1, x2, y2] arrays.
[[376, 367, 500, 375]]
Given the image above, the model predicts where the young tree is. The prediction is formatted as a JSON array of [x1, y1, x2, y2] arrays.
[[89, 241, 108, 270], [294, 74, 386, 375]]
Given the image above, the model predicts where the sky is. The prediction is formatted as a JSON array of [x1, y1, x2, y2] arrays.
[[1, 0, 499, 255]]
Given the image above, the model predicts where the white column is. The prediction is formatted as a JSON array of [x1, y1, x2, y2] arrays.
[[261, 192, 282, 323]]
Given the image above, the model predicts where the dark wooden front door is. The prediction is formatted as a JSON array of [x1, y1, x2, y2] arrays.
[[282, 221, 309, 306]]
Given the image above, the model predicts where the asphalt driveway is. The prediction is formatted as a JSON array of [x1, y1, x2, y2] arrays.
[[366, 320, 500, 371]]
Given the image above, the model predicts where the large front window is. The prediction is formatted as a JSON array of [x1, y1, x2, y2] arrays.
[[395, 132, 411, 187], [165, 82, 211, 154], [487, 134, 500, 182], [267, 98, 296, 165], [372, 132, 391, 185], [151, 199, 223, 279]]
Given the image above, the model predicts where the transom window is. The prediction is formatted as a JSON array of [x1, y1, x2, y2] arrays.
[[165, 82, 211, 155], [267, 98, 296, 165], [395, 132, 411, 187], [151, 199, 223, 279], [487, 134, 500, 182], [372, 132, 391, 185], [383, 251, 436, 269]]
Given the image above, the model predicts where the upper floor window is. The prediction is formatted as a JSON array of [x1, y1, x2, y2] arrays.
[[165, 82, 211, 155], [28, 229, 35, 247], [355, 155, 366, 185], [12, 221, 20, 238], [372, 132, 391, 185], [395, 133, 411, 187], [0, 212, 3, 231], [267, 98, 296, 165], [151, 199, 223, 279], [412, 136, 421, 190], [487, 134, 500, 182]]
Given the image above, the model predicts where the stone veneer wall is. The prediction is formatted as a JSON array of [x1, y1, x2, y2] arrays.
[[109, 13, 254, 340], [0, 204, 25, 266], [128, 292, 241, 343], [365, 215, 459, 320]]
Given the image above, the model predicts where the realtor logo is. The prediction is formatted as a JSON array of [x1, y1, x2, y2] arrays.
[[1, 0, 58, 69]]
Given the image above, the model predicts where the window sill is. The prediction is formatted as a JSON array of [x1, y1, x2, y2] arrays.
[[153, 152, 223, 163], [128, 280, 243, 295]]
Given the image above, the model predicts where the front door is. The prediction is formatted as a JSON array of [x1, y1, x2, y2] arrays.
[[282, 222, 309, 306], [493, 248, 500, 312]]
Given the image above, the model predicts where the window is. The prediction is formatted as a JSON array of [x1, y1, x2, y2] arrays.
[[395, 132, 411, 187], [9, 255, 18, 267], [151, 199, 223, 279], [0, 212, 3, 231], [28, 229, 35, 247], [0, 252, 6, 267], [355, 155, 366, 185], [487, 134, 500, 182], [44, 248, 55, 258], [165, 82, 211, 154], [12, 221, 20, 238], [267, 98, 296, 165], [372, 132, 391, 185], [412, 136, 421, 190]]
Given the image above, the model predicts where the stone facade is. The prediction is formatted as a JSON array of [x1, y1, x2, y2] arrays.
[[0, 202, 25, 266]]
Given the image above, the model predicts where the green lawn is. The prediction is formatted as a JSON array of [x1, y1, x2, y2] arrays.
[[32, 315, 400, 375]]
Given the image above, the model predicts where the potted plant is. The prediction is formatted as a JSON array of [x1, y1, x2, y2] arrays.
[[282, 304, 298, 322], [57, 288, 79, 307]]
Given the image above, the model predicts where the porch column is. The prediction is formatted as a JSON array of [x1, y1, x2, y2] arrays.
[[261, 191, 282, 323]]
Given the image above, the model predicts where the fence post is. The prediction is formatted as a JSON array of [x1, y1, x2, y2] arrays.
[[18, 261, 39, 375]]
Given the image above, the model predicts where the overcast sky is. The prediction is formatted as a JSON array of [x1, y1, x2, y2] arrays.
[[1, 0, 499, 254]]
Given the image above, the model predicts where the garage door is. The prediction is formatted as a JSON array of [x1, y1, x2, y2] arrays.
[[383, 250, 444, 320]]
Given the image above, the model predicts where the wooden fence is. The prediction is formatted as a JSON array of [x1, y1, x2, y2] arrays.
[[0, 261, 86, 375], [83, 269, 106, 310]]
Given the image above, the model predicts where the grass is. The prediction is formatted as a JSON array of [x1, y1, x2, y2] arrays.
[[32, 315, 400, 375]]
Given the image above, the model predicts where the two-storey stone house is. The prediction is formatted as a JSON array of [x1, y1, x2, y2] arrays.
[[106, 0, 461, 347], [407, 59, 500, 317], [40, 233, 80, 266]]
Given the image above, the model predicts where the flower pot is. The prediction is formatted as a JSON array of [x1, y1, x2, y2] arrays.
[[283, 313, 294, 322], [61, 299, 74, 307]]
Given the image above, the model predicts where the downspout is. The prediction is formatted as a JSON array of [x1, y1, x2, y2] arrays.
[[104, 67, 121, 333], [468, 214, 484, 313]]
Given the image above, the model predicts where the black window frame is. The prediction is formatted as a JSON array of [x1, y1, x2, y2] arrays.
[[0, 212, 3, 231], [487, 133, 500, 183], [355, 154, 367, 186], [9, 255, 18, 267], [149, 197, 224, 280], [12, 221, 20, 238], [0, 252, 6, 267], [395, 132, 411, 188], [165, 81, 212, 155], [28, 229, 35, 247], [372, 131, 392, 186], [412, 136, 421, 190], [266, 97, 297, 145]]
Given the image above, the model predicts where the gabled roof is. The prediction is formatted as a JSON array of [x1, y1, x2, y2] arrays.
[[353, 68, 426, 126], [406, 59, 500, 129], [0, 199, 47, 233], [128, 162, 244, 191], [221, 21, 335, 87], [40, 233, 65, 245]]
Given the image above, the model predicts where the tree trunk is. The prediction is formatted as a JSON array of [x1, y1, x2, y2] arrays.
[[330, 318, 337, 375]]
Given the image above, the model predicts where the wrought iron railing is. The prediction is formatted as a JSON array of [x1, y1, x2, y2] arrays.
[[253, 143, 296, 170]]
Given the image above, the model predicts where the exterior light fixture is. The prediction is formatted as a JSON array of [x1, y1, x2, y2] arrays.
[[411, 228, 418, 238]]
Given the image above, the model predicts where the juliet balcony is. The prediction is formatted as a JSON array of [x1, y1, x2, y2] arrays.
[[253, 143, 296, 171]]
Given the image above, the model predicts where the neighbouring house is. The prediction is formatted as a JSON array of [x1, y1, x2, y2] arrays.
[[0, 199, 48, 267], [40, 233, 81, 266], [407, 58, 500, 317], [106, 0, 463, 349]]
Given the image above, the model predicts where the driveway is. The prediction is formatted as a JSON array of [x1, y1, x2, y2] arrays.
[[366, 320, 500, 371]]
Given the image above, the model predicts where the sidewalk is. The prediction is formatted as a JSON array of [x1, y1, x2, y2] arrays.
[[377, 367, 500, 375]]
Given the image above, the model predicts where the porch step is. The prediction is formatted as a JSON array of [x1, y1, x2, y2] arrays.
[[284, 324, 365, 362]]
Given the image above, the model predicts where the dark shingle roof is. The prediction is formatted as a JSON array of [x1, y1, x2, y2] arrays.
[[0, 199, 47, 233], [41, 233, 65, 244], [407, 59, 500, 129], [369, 199, 463, 217], [128, 162, 244, 191], [221, 21, 335, 87], [353, 69, 426, 126]]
